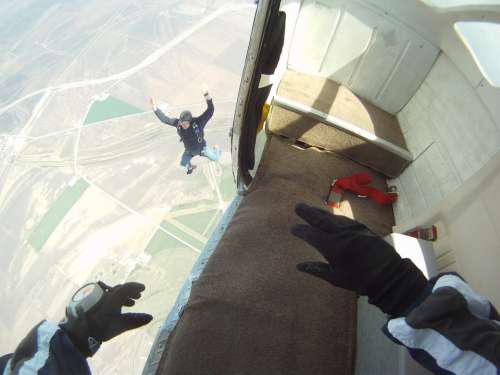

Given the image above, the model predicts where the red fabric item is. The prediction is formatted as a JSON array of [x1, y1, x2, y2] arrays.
[[332, 172, 397, 205], [405, 226, 438, 241]]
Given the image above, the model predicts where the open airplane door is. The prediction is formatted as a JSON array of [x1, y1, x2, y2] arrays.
[[232, 0, 286, 187]]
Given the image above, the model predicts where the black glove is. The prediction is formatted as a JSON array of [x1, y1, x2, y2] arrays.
[[61, 281, 153, 357], [291, 203, 427, 317]]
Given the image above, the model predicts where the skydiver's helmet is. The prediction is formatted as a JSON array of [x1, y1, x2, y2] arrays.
[[179, 110, 193, 123]]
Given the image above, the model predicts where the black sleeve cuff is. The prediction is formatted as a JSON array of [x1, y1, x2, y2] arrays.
[[368, 259, 428, 317]]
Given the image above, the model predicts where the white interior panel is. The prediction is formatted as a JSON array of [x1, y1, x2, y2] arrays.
[[477, 79, 500, 130], [287, 0, 439, 113], [391, 54, 500, 223], [288, 0, 340, 73], [393, 148, 500, 307], [389, 53, 500, 306], [319, 3, 379, 84], [360, 0, 500, 87], [445, 193, 500, 307], [347, 14, 407, 101], [375, 31, 439, 113], [393, 149, 500, 308]]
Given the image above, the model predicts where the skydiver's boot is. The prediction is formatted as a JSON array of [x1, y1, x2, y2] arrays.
[[187, 165, 197, 175]]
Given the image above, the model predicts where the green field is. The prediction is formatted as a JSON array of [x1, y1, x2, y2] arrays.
[[84, 96, 145, 125], [28, 179, 90, 251], [175, 210, 218, 234], [144, 164, 236, 256], [145, 219, 207, 255]]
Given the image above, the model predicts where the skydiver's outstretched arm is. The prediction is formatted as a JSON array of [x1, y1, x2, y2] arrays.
[[0, 281, 152, 375], [292, 203, 500, 375], [0, 321, 91, 374], [150, 97, 177, 126], [196, 87, 214, 129]]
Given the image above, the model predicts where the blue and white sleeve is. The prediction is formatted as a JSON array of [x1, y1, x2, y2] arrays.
[[1, 320, 90, 375], [383, 272, 500, 375]]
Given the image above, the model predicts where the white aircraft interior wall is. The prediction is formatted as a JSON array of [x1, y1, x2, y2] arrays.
[[369, 1, 500, 306], [391, 53, 500, 224], [287, 0, 439, 113], [362, 0, 500, 85], [280, 0, 500, 305], [439, 159, 500, 308]]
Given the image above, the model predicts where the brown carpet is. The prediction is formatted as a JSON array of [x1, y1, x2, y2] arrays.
[[278, 70, 407, 148], [156, 136, 394, 375], [269, 106, 409, 178], [270, 70, 410, 178]]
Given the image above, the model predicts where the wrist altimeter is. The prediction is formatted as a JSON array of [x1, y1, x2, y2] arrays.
[[67, 283, 104, 317], [63, 283, 105, 356]]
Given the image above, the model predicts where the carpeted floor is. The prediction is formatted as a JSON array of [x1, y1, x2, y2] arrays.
[[270, 70, 410, 177], [157, 136, 394, 375], [277, 70, 407, 148]]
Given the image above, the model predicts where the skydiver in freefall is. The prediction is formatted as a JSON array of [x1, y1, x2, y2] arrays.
[[150, 86, 220, 175]]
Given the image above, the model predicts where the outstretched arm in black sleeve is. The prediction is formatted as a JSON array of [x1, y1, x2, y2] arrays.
[[150, 97, 177, 126], [196, 90, 214, 129], [0, 281, 152, 375], [291, 203, 500, 375]]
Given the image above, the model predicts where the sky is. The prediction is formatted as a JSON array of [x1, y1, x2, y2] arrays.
[[0, 1, 255, 373]]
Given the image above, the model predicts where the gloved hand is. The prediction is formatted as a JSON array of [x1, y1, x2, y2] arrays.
[[291, 203, 427, 317], [61, 281, 153, 357], [149, 97, 157, 110], [202, 84, 211, 100]]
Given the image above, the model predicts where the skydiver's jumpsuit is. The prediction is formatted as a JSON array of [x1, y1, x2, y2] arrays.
[[153, 98, 219, 172]]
